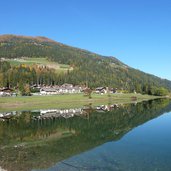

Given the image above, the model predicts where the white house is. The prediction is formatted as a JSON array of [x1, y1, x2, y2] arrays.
[[40, 88, 58, 95]]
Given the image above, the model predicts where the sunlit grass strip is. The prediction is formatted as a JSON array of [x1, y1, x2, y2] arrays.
[[0, 93, 161, 112]]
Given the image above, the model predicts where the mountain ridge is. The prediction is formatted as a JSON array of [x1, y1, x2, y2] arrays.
[[0, 34, 170, 94], [0, 34, 126, 66]]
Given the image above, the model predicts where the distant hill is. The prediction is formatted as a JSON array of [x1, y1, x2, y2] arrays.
[[0, 34, 171, 94]]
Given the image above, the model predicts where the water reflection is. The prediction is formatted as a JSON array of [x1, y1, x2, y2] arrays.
[[0, 99, 171, 171], [0, 103, 121, 121]]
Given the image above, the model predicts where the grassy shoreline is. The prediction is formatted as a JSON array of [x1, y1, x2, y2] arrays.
[[0, 93, 163, 112]]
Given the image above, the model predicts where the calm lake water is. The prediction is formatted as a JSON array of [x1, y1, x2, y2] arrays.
[[0, 99, 171, 171]]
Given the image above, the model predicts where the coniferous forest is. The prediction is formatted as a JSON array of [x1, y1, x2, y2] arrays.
[[0, 34, 170, 95]]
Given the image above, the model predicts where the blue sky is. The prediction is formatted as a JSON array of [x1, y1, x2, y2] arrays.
[[1, 0, 171, 80]]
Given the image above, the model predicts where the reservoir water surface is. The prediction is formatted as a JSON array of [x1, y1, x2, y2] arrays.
[[0, 99, 171, 171]]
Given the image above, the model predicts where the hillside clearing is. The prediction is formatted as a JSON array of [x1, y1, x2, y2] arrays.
[[5, 57, 73, 72]]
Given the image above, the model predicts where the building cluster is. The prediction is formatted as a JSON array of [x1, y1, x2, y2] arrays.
[[36, 83, 85, 95], [95, 87, 118, 94], [0, 84, 120, 97], [0, 88, 16, 97]]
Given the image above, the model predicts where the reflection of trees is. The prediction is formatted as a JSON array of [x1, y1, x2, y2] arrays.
[[0, 99, 171, 171]]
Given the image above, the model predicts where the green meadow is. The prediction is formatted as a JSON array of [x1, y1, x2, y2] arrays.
[[0, 93, 161, 112], [6, 57, 72, 72]]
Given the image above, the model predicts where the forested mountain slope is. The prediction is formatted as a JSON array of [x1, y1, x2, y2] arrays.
[[0, 34, 170, 94]]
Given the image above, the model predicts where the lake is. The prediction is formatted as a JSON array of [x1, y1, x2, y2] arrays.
[[0, 99, 171, 171]]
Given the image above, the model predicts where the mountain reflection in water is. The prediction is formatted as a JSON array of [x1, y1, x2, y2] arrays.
[[0, 99, 171, 171]]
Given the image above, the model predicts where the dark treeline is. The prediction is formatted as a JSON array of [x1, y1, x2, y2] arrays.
[[0, 61, 60, 86], [0, 35, 170, 95], [0, 60, 169, 96]]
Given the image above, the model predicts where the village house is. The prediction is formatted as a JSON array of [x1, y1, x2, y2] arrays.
[[95, 87, 118, 94], [0, 88, 14, 97], [61, 83, 73, 88], [39, 84, 83, 95], [110, 88, 118, 94], [95, 87, 107, 94], [40, 87, 58, 95]]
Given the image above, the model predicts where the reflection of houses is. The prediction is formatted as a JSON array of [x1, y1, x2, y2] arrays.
[[32, 104, 121, 120], [0, 111, 17, 120], [96, 104, 120, 112], [36, 108, 83, 119]]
